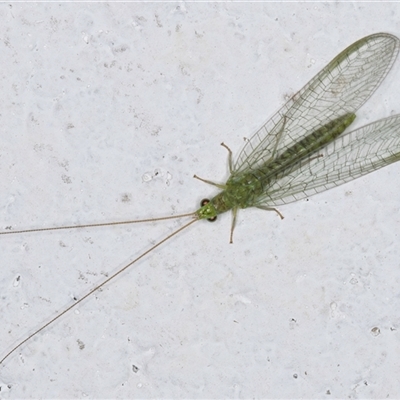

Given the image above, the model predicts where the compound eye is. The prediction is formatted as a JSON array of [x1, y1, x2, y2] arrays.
[[200, 198, 217, 222]]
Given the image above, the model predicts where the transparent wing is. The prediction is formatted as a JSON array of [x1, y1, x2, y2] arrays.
[[233, 33, 400, 175], [252, 114, 400, 207]]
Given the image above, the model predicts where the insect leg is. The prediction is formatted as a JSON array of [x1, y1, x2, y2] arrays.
[[220, 142, 233, 173], [193, 174, 226, 189], [229, 207, 238, 244], [256, 206, 285, 220]]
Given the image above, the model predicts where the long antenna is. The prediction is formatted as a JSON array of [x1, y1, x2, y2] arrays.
[[0, 212, 196, 236], [0, 216, 198, 365]]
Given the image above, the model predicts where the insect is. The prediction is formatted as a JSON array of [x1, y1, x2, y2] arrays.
[[1, 32, 400, 366]]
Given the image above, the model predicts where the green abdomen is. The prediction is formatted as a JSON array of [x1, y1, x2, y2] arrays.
[[211, 113, 356, 214]]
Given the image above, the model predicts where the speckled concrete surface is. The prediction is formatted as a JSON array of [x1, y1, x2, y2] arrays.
[[0, 3, 400, 399]]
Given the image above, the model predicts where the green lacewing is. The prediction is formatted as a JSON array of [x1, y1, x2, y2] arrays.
[[2, 32, 400, 365]]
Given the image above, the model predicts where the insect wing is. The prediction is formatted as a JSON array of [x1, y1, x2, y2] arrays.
[[254, 114, 400, 206], [233, 33, 400, 176]]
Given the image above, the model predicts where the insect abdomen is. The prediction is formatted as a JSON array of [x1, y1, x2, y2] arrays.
[[220, 113, 356, 211], [255, 113, 356, 184], [276, 113, 356, 165]]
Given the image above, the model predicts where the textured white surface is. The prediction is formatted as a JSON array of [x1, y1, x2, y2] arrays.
[[0, 3, 400, 399]]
